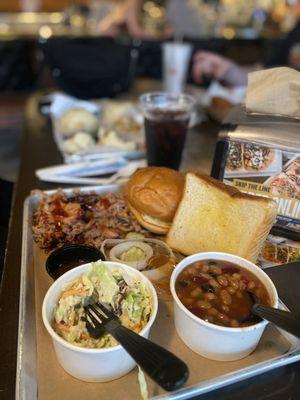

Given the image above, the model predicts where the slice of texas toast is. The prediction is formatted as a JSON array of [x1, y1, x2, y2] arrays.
[[166, 173, 277, 263]]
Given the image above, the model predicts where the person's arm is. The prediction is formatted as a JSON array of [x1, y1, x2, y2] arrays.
[[99, 0, 172, 38], [124, 0, 145, 37], [192, 51, 262, 86], [99, 0, 147, 38]]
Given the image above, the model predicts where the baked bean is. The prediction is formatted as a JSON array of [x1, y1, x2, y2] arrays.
[[187, 267, 197, 275], [196, 300, 211, 310], [193, 262, 202, 268], [205, 292, 216, 301], [248, 281, 255, 290], [208, 307, 218, 316], [230, 279, 239, 289], [201, 264, 209, 273], [208, 279, 220, 288], [200, 272, 211, 280], [183, 297, 194, 305], [209, 265, 222, 275], [190, 287, 202, 298], [217, 275, 228, 286], [175, 259, 271, 328], [228, 286, 236, 295], [221, 304, 230, 313], [220, 289, 232, 305], [217, 313, 229, 325]]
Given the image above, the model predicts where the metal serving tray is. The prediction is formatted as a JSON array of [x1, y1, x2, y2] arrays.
[[16, 186, 300, 400]]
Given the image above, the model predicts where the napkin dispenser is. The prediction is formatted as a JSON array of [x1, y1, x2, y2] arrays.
[[211, 105, 300, 239]]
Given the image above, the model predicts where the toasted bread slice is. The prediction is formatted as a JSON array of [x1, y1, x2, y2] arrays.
[[166, 173, 277, 263]]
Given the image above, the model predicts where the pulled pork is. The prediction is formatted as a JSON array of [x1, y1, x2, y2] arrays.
[[32, 190, 142, 251]]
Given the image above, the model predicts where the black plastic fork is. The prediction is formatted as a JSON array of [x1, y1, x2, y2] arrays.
[[83, 303, 189, 392]]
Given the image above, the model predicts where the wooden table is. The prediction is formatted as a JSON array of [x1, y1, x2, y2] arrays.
[[0, 85, 299, 400]]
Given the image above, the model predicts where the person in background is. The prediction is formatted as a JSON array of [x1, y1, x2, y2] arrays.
[[98, 0, 205, 39], [193, 19, 300, 87], [101, 0, 300, 86], [99, 0, 150, 38], [192, 51, 257, 86]]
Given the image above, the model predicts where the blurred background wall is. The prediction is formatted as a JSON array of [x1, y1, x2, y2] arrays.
[[0, 1, 90, 12]]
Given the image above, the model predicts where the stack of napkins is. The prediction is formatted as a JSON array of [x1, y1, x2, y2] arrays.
[[246, 67, 300, 118], [206, 81, 247, 105]]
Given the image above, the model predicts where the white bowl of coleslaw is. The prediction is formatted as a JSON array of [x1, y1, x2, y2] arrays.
[[42, 261, 158, 382]]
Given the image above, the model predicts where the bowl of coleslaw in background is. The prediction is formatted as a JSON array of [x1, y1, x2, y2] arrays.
[[42, 261, 158, 382]]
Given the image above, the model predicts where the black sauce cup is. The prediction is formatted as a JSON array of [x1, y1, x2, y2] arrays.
[[46, 244, 104, 280]]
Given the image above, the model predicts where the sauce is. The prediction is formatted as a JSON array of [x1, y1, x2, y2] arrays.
[[51, 198, 68, 218], [52, 258, 92, 279], [46, 244, 103, 280]]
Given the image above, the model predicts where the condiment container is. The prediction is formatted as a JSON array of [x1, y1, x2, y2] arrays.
[[46, 244, 104, 279], [170, 252, 278, 361], [42, 261, 158, 382]]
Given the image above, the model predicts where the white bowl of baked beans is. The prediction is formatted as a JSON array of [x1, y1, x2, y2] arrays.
[[170, 252, 278, 361]]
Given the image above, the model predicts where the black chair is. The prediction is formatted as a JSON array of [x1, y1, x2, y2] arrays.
[[0, 40, 34, 91], [40, 37, 139, 99]]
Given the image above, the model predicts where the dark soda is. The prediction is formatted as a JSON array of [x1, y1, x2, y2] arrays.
[[144, 109, 190, 170]]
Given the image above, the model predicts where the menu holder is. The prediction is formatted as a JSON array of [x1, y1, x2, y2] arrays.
[[211, 105, 300, 242]]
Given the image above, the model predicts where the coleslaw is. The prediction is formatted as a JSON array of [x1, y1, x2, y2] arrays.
[[52, 262, 152, 349]]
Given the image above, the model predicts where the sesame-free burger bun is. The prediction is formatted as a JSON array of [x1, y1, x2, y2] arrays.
[[125, 167, 185, 234]]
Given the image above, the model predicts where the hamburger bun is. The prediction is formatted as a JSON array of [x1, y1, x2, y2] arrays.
[[125, 167, 184, 234]]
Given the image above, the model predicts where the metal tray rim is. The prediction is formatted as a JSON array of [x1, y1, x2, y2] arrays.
[[16, 186, 300, 400], [16, 196, 37, 400]]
